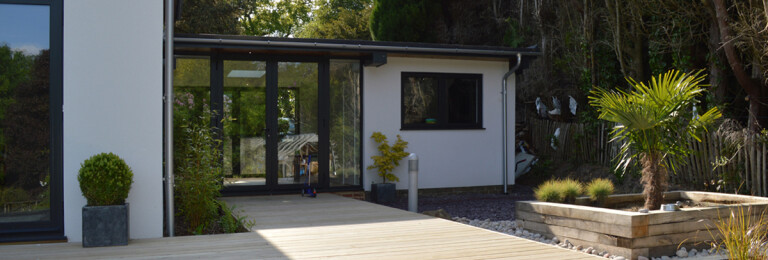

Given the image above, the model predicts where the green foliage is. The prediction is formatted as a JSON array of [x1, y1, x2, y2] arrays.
[[0, 187, 30, 204], [534, 180, 563, 203], [586, 178, 614, 202], [366, 132, 408, 183], [502, 18, 525, 48], [710, 206, 768, 259], [535, 179, 584, 203], [590, 69, 722, 209], [175, 0, 243, 34], [589, 70, 722, 175], [560, 179, 583, 203], [369, 0, 440, 42], [241, 0, 312, 37], [218, 200, 254, 233], [297, 0, 373, 40], [174, 107, 224, 233], [77, 153, 134, 206]]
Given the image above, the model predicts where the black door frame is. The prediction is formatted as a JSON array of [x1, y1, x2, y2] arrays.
[[214, 54, 330, 195], [0, 0, 65, 243]]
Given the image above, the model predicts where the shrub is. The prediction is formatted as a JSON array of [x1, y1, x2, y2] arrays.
[[77, 153, 133, 206], [367, 132, 408, 183], [710, 206, 768, 259], [560, 179, 583, 203], [586, 178, 615, 202], [174, 110, 223, 233], [535, 180, 562, 203]]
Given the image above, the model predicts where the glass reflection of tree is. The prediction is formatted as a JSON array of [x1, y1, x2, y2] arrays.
[[0, 44, 51, 213]]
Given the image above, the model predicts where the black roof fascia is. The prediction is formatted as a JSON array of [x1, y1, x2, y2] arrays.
[[174, 33, 541, 59]]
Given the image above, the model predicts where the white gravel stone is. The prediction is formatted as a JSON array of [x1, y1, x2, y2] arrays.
[[614, 257, 626, 260], [676, 247, 688, 257], [661, 256, 671, 260], [636, 256, 648, 260]]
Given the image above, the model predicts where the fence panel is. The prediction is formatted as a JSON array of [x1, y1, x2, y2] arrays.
[[526, 118, 768, 196]]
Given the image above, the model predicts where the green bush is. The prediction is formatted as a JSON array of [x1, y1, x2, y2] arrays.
[[77, 153, 133, 206], [174, 110, 223, 233], [535, 180, 563, 203], [560, 179, 583, 203], [535, 179, 585, 203], [367, 132, 408, 183], [586, 178, 615, 202]]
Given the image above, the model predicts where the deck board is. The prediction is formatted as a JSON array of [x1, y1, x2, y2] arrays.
[[1, 194, 599, 259]]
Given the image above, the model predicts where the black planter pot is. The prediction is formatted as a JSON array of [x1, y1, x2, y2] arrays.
[[371, 183, 396, 203], [82, 203, 129, 247]]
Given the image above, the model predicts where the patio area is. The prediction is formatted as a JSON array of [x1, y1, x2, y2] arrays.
[[2, 194, 599, 259]]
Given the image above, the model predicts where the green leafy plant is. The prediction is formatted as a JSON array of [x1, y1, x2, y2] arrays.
[[174, 109, 223, 233], [586, 178, 615, 203], [218, 201, 254, 234], [589, 69, 721, 210], [367, 132, 408, 183], [77, 152, 133, 206], [535, 179, 563, 203], [709, 206, 768, 259], [560, 179, 583, 203]]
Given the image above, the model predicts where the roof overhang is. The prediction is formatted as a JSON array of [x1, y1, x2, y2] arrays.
[[174, 34, 541, 65]]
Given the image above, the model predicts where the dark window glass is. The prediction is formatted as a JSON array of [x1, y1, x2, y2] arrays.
[[0, 3, 51, 223], [447, 78, 478, 124], [402, 76, 438, 125], [401, 73, 482, 130]]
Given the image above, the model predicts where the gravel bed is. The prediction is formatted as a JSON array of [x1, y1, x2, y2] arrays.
[[379, 185, 535, 221]]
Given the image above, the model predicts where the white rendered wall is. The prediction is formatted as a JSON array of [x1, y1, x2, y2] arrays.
[[63, 0, 163, 241], [363, 57, 516, 191]]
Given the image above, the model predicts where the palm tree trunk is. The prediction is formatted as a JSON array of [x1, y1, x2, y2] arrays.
[[640, 152, 668, 210]]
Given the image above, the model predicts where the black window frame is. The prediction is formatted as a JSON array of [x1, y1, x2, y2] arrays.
[[400, 72, 483, 130], [0, 0, 65, 243]]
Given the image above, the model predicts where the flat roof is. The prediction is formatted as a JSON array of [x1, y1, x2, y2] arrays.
[[174, 34, 541, 60]]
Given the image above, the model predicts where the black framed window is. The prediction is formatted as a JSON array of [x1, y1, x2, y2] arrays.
[[401, 72, 482, 130], [0, 0, 64, 242]]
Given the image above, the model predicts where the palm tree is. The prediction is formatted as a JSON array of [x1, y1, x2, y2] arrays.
[[589, 70, 721, 210]]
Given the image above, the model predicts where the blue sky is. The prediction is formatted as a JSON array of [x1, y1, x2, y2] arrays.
[[0, 4, 49, 55]]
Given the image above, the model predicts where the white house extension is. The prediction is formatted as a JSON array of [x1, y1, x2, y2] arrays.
[[0, 0, 538, 243]]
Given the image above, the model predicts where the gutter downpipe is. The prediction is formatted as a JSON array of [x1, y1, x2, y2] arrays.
[[502, 53, 522, 195], [164, 0, 175, 237]]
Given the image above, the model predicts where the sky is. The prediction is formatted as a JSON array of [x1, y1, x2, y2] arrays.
[[0, 4, 49, 55]]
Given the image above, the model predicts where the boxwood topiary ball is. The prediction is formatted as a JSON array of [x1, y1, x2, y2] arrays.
[[78, 152, 133, 206]]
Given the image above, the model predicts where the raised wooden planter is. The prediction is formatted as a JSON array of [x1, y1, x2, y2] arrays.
[[516, 191, 768, 259]]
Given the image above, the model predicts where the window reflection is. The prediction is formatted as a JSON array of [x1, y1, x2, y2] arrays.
[[0, 4, 51, 223]]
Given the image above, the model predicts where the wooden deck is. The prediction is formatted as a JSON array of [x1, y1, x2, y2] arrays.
[[2, 194, 599, 259]]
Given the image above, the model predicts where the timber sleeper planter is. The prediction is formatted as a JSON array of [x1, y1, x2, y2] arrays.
[[515, 191, 768, 259]]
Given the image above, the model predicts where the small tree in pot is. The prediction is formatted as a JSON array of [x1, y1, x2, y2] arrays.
[[367, 132, 408, 203], [78, 152, 133, 247]]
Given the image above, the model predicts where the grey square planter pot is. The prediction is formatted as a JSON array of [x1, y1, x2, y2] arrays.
[[371, 183, 395, 203], [82, 203, 129, 247]]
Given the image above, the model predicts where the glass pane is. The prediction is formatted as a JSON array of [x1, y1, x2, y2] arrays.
[[0, 4, 51, 223], [329, 60, 361, 187], [277, 62, 318, 185], [223, 60, 267, 186], [447, 78, 479, 124], [403, 76, 438, 125]]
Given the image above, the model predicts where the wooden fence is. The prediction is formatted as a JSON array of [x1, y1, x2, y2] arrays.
[[526, 118, 768, 196]]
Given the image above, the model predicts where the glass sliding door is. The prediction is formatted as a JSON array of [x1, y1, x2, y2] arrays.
[[329, 60, 361, 187], [0, 3, 51, 224], [0, 1, 63, 242], [276, 62, 318, 185], [222, 60, 268, 187], [174, 55, 362, 193]]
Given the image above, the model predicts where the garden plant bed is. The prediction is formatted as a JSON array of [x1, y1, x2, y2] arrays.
[[516, 191, 768, 259]]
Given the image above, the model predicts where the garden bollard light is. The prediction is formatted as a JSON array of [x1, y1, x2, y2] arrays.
[[408, 153, 418, 213]]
